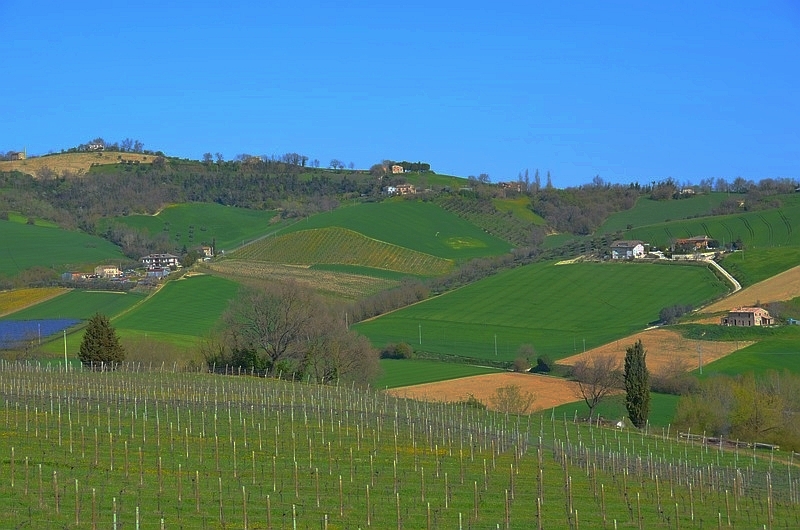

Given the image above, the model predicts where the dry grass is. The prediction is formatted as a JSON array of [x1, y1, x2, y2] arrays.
[[205, 260, 398, 300], [0, 152, 154, 177]]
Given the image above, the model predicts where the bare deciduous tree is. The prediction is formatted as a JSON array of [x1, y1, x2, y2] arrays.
[[490, 384, 535, 414], [572, 354, 621, 421]]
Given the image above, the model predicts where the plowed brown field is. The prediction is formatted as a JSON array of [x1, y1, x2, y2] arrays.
[[387, 372, 579, 412]]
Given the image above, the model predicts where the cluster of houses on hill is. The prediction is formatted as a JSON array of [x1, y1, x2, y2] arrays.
[[61, 247, 213, 285], [610, 234, 718, 261]]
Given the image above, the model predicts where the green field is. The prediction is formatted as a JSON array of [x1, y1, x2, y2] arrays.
[[598, 193, 730, 234], [696, 327, 800, 377], [719, 246, 800, 287], [0, 289, 146, 321], [113, 274, 240, 341], [0, 220, 125, 276], [492, 197, 547, 225], [354, 261, 729, 362], [103, 202, 286, 252], [275, 200, 511, 260], [375, 359, 501, 388], [231, 227, 453, 275]]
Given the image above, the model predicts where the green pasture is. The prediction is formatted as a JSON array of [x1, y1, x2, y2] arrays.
[[0, 290, 146, 321], [623, 202, 800, 252], [102, 202, 285, 252], [492, 197, 547, 225], [1, 368, 795, 529], [550, 393, 680, 428], [719, 246, 800, 287], [598, 193, 730, 234], [113, 274, 240, 340], [375, 359, 501, 388], [697, 327, 800, 377], [354, 261, 729, 362], [402, 171, 467, 189], [0, 220, 124, 276], [542, 232, 585, 250], [232, 227, 453, 275], [275, 200, 511, 260]]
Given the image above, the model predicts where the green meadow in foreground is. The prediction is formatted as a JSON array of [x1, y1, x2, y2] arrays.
[[0, 367, 796, 529], [355, 261, 729, 362]]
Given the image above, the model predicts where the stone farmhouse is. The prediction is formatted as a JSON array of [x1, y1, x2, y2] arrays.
[[721, 307, 773, 327], [94, 265, 121, 278], [676, 235, 714, 250], [611, 240, 645, 260]]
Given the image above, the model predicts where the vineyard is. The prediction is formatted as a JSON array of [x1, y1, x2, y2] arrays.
[[1, 364, 799, 529], [437, 195, 541, 247], [206, 260, 400, 300], [231, 227, 454, 276]]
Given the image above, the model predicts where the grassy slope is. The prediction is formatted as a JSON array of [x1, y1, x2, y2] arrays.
[[598, 193, 730, 234], [354, 261, 729, 362], [103, 202, 286, 251], [0, 220, 124, 276], [491, 197, 547, 225], [276, 200, 511, 260], [622, 196, 800, 250], [113, 274, 239, 341], [719, 246, 800, 287], [0, 290, 147, 321]]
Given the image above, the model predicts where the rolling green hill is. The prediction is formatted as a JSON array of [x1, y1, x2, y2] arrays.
[[597, 193, 730, 234], [0, 220, 125, 276], [354, 261, 729, 362], [275, 200, 511, 260], [102, 202, 287, 252]]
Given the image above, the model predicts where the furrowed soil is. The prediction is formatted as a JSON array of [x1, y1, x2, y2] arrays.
[[387, 372, 579, 412]]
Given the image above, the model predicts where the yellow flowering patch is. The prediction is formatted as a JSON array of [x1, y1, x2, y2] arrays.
[[0, 287, 68, 317]]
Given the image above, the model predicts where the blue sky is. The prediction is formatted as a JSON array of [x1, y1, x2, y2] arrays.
[[2, 1, 798, 187]]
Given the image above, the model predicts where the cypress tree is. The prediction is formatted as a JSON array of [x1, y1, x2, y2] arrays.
[[78, 313, 126, 367], [624, 339, 650, 428]]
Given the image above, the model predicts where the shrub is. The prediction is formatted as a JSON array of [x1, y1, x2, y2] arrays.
[[531, 355, 553, 373], [512, 356, 531, 372], [380, 342, 414, 359]]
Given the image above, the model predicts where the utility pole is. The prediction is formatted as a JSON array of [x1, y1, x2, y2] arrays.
[[63, 330, 68, 371]]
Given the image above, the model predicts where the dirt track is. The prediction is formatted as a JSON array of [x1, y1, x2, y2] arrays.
[[701, 265, 800, 313]]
